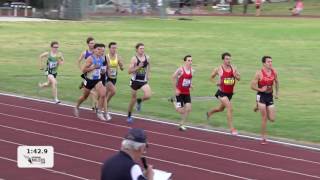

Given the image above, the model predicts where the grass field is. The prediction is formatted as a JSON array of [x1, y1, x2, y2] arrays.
[[0, 16, 320, 143]]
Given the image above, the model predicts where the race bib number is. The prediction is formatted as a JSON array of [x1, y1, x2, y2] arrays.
[[93, 69, 100, 77], [182, 79, 191, 87], [223, 78, 235, 85], [137, 68, 145, 75], [110, 68, 117, 77], [49, 62, 57, 69], [101, 66, 106, 72]]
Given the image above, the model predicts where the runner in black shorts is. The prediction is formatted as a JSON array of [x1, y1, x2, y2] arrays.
[[77, 37, 95, 88], [251, 56, 279, 144], [175, 94, 191, 108], [76, 37, 97, 111], [106, 78, 117, 85], [127, 43, 152, 123], [103, 42, 124, 120], [38, 41, 64, 104], [170, 55, 193, 131], [215, 89, 233, 101], [74, 43, 107, 121], [206, 52, 240, 135], [257, 92, 273, 106]]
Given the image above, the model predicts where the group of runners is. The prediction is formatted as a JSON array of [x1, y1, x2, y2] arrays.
[[38, 37, 279, 144]]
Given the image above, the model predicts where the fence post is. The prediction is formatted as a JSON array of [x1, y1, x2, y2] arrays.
[[24, 6, 28, 16], [13, 6, 18, 16]]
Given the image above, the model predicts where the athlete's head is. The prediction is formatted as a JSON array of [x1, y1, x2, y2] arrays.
[[50, 41, 59, 52], [222, 52, 231, 66], [135, 43, 144, 55], [108, 42, 117, 54], [93, 43, 105, 56], [262, 56, 272, 69], [184, 55, 192, 66], [86, 37, 95, 50]]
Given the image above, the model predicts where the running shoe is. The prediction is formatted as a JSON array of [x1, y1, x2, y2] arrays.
[[97, 112, 106, 121], [231, 129, 238, 136], [136, 101, 142, 112], [179, 125, 187, 131], [261, 138, 268, 145], [127, 116, 134, 123], [104, 112, 112, 121], [73, 107, 79, 117], [54, 98, 61, 104]]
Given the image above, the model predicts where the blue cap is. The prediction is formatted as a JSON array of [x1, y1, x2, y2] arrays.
[[125, 128, 147, 143]]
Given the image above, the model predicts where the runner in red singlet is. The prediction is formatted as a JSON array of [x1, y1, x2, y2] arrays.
[[251, 56, 279, 144], [170, 55, 193, 131], [206, 52, 240, 135]]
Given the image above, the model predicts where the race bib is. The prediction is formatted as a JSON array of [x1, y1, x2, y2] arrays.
[[137, 67, 145, 75], [83, 79, 87, 86], [110, 68, 117, 77], [92, 69, 101, 78], [49, 61, 57, 68], [223, 78, 235, 85], [101, 66, 106, 72], [175, 102, 182, 108], [182, 79, 191, 87]]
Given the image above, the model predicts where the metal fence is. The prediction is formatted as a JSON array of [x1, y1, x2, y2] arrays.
[[1, 0, 318, 20]]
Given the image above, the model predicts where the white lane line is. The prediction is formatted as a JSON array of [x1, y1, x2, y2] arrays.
[[1, 112, 320, 179], [0, 101, 319, 167], [1, 92, 319, 152], [0, 125, 254, 180], [0, 156, 91, 180]]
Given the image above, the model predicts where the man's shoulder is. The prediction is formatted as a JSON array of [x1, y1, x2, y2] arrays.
[[108, 151, 133, 163]]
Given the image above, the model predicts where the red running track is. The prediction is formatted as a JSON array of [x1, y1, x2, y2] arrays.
[[0, 93, 320, 180]]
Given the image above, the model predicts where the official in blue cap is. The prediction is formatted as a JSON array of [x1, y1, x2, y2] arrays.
[[101, 128, 154, 180]]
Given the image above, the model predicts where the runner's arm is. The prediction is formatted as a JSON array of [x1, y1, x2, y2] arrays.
[[82, 57, 95, 73], [210, 68, 219, 83], [146, 56, 151, 80], [39, 52, 48, 70], [232, 65, 240, 81], [172, 68, 181, 95], [77, 51, 85, 70], [274, 70, 279, 98], [128, 57, 143, 74], [58, 52, 64, 65], [105, 56, 111, 77], [251, 71, 266, 92], [118, 55, 124, 71]]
